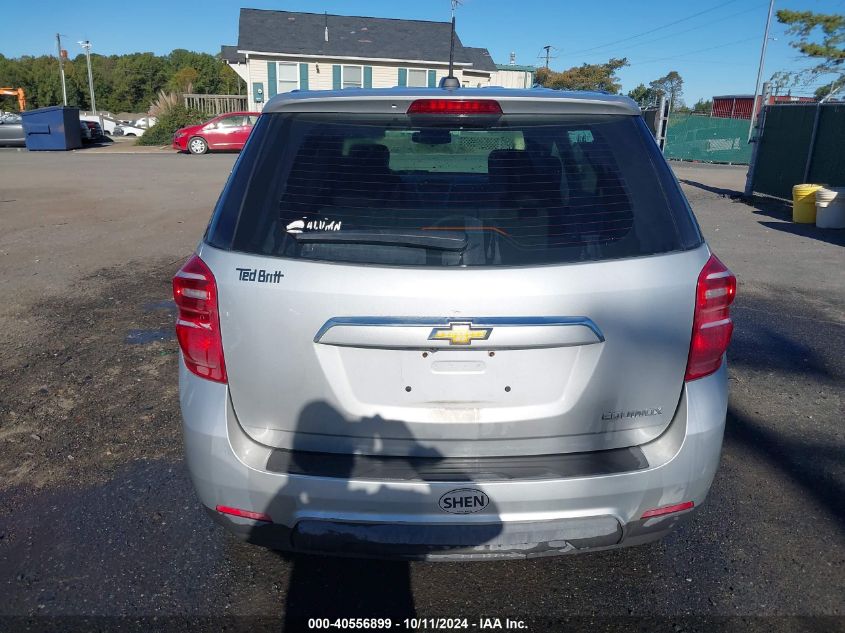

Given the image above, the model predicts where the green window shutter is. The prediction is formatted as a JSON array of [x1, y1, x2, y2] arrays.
[[332, 65, 342, 90], [299, 63, 309, 90], [363, 66, 373, 89], [398, 68, 407, 87], [428, 70, 437, 88], [267, 62, 277, 97]]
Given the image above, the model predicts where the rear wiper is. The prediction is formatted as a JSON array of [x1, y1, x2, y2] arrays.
[[292, 229, 468, 251]]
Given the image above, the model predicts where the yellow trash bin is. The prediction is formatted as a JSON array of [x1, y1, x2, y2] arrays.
[[793, 183, 823, 223]]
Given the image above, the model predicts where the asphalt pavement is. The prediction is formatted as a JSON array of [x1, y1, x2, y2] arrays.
[[0, 153, 842, 633]]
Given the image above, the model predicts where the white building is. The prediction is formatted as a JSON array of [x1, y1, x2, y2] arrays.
[[222, 9, 500, 111], [492, 64, 536, 89]]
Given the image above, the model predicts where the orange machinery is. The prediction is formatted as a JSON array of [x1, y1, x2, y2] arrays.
[[0, 87, 26, 111]]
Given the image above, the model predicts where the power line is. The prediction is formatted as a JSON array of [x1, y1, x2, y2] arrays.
[[588, 2, 767, 56], [627, 36, 759, 66], [536, 45, 559, 68], [566, 0, 740, 57]]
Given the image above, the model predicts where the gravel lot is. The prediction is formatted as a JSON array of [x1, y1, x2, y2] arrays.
[[0, 153, 842, 632]]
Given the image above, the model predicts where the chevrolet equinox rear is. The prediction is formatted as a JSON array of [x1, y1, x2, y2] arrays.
[[174, 88, 735, 560]]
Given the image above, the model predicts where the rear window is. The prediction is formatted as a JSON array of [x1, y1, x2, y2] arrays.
[[207, 112, 701, 267]]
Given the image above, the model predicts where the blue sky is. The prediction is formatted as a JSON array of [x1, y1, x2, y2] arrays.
[[3, 0, 843, 102]]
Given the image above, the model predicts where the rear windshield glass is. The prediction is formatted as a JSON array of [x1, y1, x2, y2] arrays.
[[207, 112, 701, 267]]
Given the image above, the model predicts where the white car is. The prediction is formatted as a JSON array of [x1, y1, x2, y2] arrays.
[[116, 123, 146, 137], [81, 115, 121, 135]]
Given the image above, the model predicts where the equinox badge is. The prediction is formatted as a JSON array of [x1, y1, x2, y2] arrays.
[[428, 322, 491, 346]]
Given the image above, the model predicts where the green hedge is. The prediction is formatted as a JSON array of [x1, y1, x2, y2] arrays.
[[135, 106, 206, 146]]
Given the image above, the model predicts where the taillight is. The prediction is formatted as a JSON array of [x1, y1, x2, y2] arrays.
[[216, 505, 271, 522], [641, 501, 695, 519], [685, 254, 737, 381], [407, 99, 502, 114], [172, 254, 227, 383]]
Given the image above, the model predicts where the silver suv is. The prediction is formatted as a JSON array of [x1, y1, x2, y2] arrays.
[[174, 88, 736, 560]]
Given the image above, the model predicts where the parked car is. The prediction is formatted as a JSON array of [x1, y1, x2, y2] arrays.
[[81, 115, 120, 135], [82, 120, 104, 140], [116, 123, 145, 137], [173, 87, 736, 560], [172, 112, 260, 154], [79, 120, 93, 142], [0, 113, 25, 147]]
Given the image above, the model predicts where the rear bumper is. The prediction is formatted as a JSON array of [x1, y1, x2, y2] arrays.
[[179, 359, 727, 560]]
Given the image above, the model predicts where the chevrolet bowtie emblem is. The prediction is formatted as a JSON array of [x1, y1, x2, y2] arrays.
[[428, 322, 492, 345]]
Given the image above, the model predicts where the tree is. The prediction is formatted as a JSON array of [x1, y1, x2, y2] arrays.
[[534, 58, 629, 94], [0, 49, 243, 113], [769, 70, 793, 96], [627, 83, 656, 107], [649, 71, 684, 111], [814, 80, 845, 100], [692, 98, 712, 113], [170, 67, 199, 93], [776, 9, 844, 92]]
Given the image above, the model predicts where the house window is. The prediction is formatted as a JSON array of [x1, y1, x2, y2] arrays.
[[277, 62, 299, 93], [407, 68, 429, 87], [342, 65, 363, 89]]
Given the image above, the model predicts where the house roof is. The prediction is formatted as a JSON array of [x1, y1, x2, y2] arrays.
[[220, 45, 245, 64], [462, 47, 497, 73], [495, 63, 536, 72], [237, 8, 474, 65]]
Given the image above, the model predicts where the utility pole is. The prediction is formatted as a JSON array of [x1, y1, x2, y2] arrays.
[[748, 0, 775, 141], [56, 34, 68, 106], [79, 40, 96, 115], [543, 45, 552, 69]]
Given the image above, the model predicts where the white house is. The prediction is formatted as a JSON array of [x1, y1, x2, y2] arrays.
[[222, 9, 499, 111], [492, 64, 536, 89]]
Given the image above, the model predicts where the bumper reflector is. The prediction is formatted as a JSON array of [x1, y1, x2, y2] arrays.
[[216, 504, 272, 522], [641, 501, 694, 519]]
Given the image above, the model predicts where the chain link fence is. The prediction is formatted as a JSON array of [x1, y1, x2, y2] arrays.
[[663, 113, 752, 164], [750, 104, 845, 199]]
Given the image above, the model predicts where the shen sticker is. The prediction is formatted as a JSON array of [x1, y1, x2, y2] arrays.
[[236, 268, 284, 283]]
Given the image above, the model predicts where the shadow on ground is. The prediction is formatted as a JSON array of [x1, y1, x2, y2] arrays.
[[679, 179, 743, 198], [726, 286, 843, 527], [743, 195, 845, 247]]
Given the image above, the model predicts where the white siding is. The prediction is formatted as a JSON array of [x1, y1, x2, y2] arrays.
[[372, 63, 402, 88], [228, 63, 249, 84], [491, 68, 535, 89], [459, 71, 493, 88], [244, 54, 498, 107], [247, 56, 268, 111]]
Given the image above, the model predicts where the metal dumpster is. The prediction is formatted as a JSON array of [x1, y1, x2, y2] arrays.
[[21, 106, 82, 151]]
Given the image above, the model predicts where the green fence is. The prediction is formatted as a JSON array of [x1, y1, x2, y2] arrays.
[[664, 113, 752, 164], [751, 104, 845, 199]]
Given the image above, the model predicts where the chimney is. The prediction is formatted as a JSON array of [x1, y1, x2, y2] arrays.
[[325, 12, 329, 42]]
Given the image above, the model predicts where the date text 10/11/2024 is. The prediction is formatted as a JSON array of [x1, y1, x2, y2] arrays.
[[307, 618, 529, 630]]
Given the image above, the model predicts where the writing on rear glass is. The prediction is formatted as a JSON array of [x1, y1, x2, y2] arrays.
[[286, 218, 342, 234]]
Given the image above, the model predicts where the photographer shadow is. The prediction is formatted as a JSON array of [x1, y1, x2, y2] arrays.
[[250, 401, 502, 630]]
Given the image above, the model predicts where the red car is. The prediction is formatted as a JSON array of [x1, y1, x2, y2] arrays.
[[173, 112, 261, 155]]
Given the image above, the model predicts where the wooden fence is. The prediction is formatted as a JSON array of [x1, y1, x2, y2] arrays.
[[183, 94, 248, 116]]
